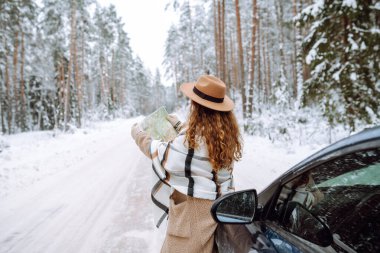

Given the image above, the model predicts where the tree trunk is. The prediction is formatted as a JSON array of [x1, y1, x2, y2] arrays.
[[234, 0, 247, 118], [225, 31, 231, 92], [20, 31, 26, 131], [265, 6, 272, 101], [217, 0, 222, 78], [215, 0, 226, 81], [74, 27, 81, 127], [60, 56, 65, 122], [294, 0, 304, 106], [104, 59, 110, 110], [5, 41, 11, 134], [55, 55, 65, 129], [262, 24, 269, 103], [2, 39, 8, 133], [0, 79, 4, 133], [221, 0, 226, 83], [119, 61, 125, 107], [275, 1, 289, 106], [99, 56, 106, 106], [54, 56, 65, 129], [248, 0, 258, 118], [64, 0, 77, 131], [257, 7, 262, 104], [229, 33, 237, 97], [292, 0, 298, 100], [12, 31, 19, 132], [110, 50, 115, 108], [0, 63, 4, 133], [213, 0, 219, 77], [264, 26, 272, 101], [80, 28, 87, 112]]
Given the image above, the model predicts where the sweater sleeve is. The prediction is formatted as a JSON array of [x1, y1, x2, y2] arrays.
[[131, 123, 152, 158]]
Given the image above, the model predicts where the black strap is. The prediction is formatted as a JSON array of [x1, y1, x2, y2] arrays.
[[151, 180, 169, 214], [212, 170, 221, 198], [193, 87, 224, 103], [156, 212, 168, 228], [185, 148, 195, 196]]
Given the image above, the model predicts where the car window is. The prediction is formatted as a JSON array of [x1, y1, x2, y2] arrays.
[[276, 148, 380, 252], [317, 163, 380, 187]]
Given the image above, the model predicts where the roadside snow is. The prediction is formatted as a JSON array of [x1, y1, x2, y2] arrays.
[[0, 118, 323, 252], [235, 135, 323, 192], [0, 119, 141, 199]]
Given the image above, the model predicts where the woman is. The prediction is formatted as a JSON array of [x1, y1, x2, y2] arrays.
[[131, 75, 242, 253]]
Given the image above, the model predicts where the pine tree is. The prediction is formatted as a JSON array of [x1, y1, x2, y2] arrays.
[[0, 0, 36, 133], [274, 1, 290, 110], [0, 0, 155, 134], [163, 24, 181, 92], [164, 2, 214, 95], [300, 0, 380, 131], [114, 20, 134, 114]]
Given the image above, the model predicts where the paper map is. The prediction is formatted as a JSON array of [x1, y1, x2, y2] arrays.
[[140, 107, 178, 141]]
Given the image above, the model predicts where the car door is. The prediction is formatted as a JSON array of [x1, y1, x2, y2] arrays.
[[260, 147, 380, 253]]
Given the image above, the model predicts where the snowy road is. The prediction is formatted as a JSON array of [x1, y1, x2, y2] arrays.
[[0, 120, 162, 253]]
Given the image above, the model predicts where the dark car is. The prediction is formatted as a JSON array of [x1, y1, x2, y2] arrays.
[[211, 126, 380, 253]]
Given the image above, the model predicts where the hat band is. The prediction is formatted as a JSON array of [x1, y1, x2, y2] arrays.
[[193, 87, 224, 103]]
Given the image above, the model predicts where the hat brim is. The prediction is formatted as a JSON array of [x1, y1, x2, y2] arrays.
[[180, 82, 234, 112]]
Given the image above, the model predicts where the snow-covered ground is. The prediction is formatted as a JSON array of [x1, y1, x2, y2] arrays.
[[0, 118, 325, 253]]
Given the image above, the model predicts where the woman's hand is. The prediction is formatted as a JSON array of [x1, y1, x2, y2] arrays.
[[131, 122, 143, 140], [166, 114, 182, 132], [130, 122, 152, 158]]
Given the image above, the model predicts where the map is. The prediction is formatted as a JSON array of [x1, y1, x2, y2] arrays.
[[140, 107, 178, 141]]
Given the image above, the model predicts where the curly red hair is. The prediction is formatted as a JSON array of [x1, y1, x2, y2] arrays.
[[185, 101, 243, 171]]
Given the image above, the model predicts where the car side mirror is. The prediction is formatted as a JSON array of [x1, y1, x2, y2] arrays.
[[211, 189, 257, 224], [281, 201, 333, 247]]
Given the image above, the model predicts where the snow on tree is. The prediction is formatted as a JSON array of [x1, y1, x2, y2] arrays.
[[0, 0, 166, 134], [299, 0, 380, 131]]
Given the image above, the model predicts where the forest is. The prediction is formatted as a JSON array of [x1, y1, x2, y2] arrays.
[[1, 0, 379, 136]]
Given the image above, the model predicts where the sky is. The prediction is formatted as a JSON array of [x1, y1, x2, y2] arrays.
[[100, 0, 178, 85]]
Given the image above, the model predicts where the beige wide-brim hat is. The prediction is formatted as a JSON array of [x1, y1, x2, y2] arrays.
[[180, 75, 234, 112]]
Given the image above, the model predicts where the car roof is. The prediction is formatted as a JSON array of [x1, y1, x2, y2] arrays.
[[281, 125, 380, 181]]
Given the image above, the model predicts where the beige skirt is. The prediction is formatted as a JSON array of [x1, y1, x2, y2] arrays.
[[161, 190, 218, 253]]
